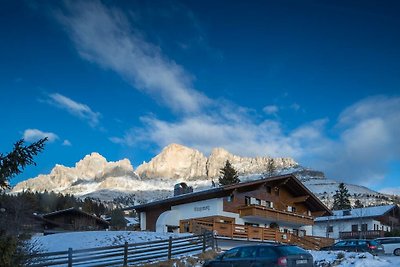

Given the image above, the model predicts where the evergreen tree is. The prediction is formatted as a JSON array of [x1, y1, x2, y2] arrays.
[[0, 138, 47, 190], [265, 158, 276, 177], [218, 160, 240, 186], [110, 209, 127, 230], [353, 199, 364, 208], [332, 183, 351, 210]]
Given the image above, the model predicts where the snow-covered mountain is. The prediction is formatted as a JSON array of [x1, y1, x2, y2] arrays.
[[12, 144, 393, 207]]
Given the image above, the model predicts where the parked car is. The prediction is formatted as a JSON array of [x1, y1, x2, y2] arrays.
[[203, 244, 314, 267], [374, 237, 400, 256], [320, 239, 384, 255]]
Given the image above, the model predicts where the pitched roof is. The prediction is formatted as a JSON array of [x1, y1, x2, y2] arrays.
[[315, 204, 398, 222], [129, 174, 332, 215], [42, 207, 110, 225]]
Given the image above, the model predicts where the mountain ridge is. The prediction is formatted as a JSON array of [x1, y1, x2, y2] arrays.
[[12, 144, 393, 207]]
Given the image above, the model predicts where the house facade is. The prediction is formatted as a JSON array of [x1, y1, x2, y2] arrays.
[[37, 207, 110, 234], [131, 174, 332, 247], [313, 205, 400, 240]]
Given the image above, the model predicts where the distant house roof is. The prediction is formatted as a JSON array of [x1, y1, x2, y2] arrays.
[[129, 174, 332, 215], [315, 204, 398, 222], [42, 207, 110, 226]]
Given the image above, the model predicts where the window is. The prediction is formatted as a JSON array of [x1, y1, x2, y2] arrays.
[[245, 222, 259, 227], [343, 210, 351, 216], [351, 224, 358, 232], [245, 196, 251, 206], [223, 248, 240, 259], [361, 224, 368, 231], [327, 226, 333, 233], [292, 206, 297, 213], [227, 195, 234, 202], [334, 241, 347, 247], [257, 246, 278, 258], [278, 246, 307, 254], [274, 187, 280, 196], [346, 240, 357, 246], [266, 186, 272, 193], [237, 247, 256, 258]]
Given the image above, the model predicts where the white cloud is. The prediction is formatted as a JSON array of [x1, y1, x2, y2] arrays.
[[46, 93, 101, 127], [62, 140, 72, 146], [23, 129, 59, 143], [111, 95, 400, 187], [110, 108, 329, 160], [56, 0, 209, 114], [263, 105, 279, 115], [321, 95, 400, 185]]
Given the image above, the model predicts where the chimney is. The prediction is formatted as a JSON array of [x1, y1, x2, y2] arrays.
[[174, 182, 193, 196]]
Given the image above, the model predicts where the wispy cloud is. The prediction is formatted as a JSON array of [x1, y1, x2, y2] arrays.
[[23, 129, 59, 143], [45, 93, 101, 127], [56, 0, 209, 114], [263, 105, 279, 115], [62, 139, 72, 146], [111, 95, 400, 187]]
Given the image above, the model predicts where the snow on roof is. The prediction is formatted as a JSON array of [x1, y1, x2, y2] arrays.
[[315, 204, 397, 222]]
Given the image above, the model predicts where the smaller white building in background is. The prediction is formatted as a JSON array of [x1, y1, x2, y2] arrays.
[[313, 204, 400, 240]]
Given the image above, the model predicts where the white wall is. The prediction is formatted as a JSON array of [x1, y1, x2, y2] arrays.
[[156, 210, 181, 233], [171, 197, 245, 223], [140, 212, 146, 231], [313, 218, 391, 239]]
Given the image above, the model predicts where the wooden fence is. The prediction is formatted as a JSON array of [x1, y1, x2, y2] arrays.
[[28, 232, 215, 267], [187, 219, 333, 250]]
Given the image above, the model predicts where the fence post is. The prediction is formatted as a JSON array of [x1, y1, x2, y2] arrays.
[[211, 232, 215, 250], [68, 248, 73, 267], [202, 233, 206, 252], [123, 241, 128, 267], [168, 236, 172, 260]]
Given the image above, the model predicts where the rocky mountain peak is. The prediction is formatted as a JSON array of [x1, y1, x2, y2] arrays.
[[136, 144, 208, 179]]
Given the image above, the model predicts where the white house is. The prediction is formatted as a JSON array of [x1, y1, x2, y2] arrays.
[[313, 204, 400, 240]]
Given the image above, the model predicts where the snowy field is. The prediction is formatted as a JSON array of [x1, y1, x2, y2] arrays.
[[30, 231, 191, 253], [30, 231, 400, 266], [311, 250, 400, 267]]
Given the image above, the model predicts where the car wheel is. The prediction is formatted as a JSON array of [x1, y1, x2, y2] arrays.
[[394, 248, 400, 256]]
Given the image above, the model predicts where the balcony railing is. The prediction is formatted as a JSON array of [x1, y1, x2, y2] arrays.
[[339, 230, 386, 239], [180, 219, 334, 250], [238, 205, 314, 226]]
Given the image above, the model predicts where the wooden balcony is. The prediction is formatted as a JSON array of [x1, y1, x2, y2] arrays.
[[339, 230, 386, 239], [239, 205, 314, 226], [180, 218, 334, 250]]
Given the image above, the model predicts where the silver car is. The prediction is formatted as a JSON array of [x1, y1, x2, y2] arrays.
[[375, 237, 400, 256]]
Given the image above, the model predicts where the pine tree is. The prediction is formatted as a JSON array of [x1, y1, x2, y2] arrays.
[[218, 160, 240, 186], [354, 199, 364, 208], [332, 183, 351, 210], [0, 138, 47, 190], [265, 158, 276, 177], [110, 209, 127, 230]]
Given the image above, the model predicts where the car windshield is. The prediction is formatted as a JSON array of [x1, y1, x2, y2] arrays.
[[369, 241, 379, 246], [278, 246, 307, 254]]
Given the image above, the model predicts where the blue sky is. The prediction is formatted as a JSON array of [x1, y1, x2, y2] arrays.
[[1, 0, 399, 193]]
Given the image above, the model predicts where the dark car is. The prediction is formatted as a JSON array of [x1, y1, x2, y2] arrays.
[[203, 244, 313, 267], [320, 239, 384, 255]]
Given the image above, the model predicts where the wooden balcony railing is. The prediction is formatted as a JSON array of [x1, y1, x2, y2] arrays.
[[339, 230, 385, 239], [238, 205, 314, 226], [181, 219, 333, 250]]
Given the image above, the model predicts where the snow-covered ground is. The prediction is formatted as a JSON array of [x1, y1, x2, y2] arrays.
[[30, 231, 191, 253], [30, 231, 400, 266], [311, 250, 400, 267]]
